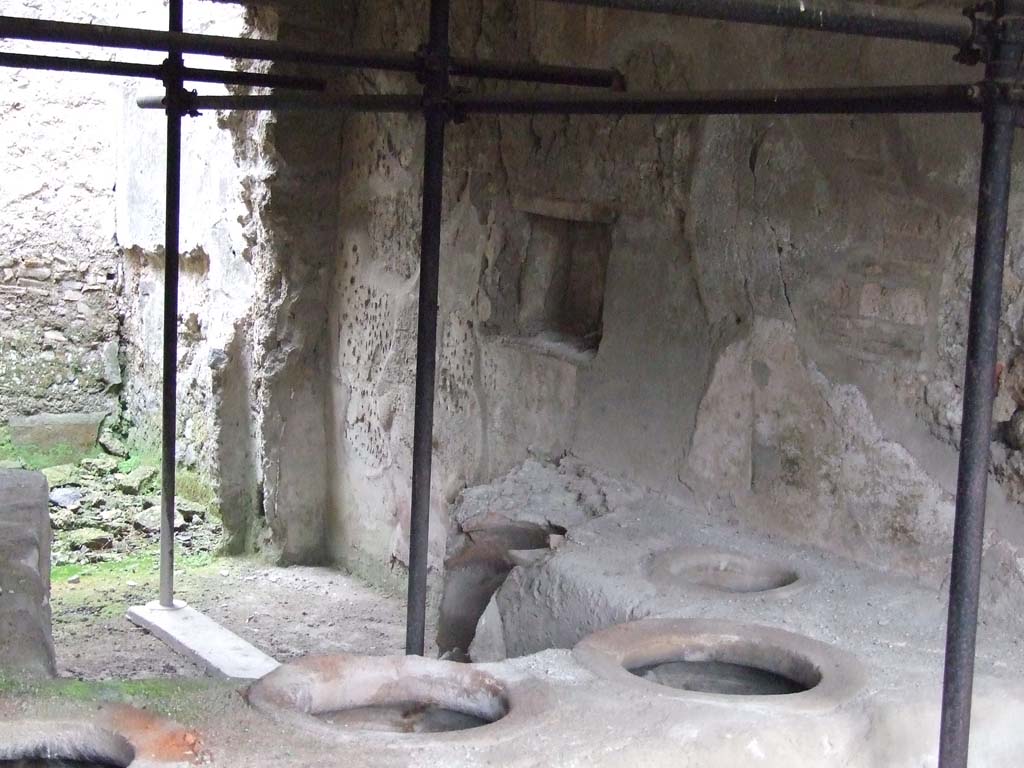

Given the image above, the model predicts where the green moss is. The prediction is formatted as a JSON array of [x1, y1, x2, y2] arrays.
[[52, 547, 224, 589], [176, 468, 219, 518], [0, 673, 230, 714], [52, 551, 156, 584], [0, 427, 13, 459], [52, 548, 226, 623], [114, 448, 219, 519], [116, 454, 142, 474]]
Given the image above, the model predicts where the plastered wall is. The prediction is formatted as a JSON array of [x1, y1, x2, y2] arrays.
[[286, 0, 1024, 608]]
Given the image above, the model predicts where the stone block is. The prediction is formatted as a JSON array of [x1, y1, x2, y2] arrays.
[[42, 464, 79, 489], [65, 527, 114, 551], [8, 412, 107, 452], [0, 469, 56, 677], [118, 465, 158, 495], [132, 506, 186, 534]]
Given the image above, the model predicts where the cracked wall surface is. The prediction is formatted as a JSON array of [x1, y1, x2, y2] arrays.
[[288, 0, 1024, 620], [8, 0, 1024, 615], [0, 0, 272, 552], [0, 0, 131, 421]]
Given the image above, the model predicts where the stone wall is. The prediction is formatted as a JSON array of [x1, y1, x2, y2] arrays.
[[0, 1, 266, 551], [111, 5, 256, 483], [0, 2, 125, 421], [512, 4, 1024, 592], [250, 0, 1024, 612], [7, 0, 1024, 609]]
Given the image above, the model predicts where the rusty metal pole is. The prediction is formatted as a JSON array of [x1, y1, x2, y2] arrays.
[[158, 0, 185, 610], [545, 0, 972, 47], [0, 15, 622, 88], [939, 2, 1022, 765], [405, 0, 451, 656]]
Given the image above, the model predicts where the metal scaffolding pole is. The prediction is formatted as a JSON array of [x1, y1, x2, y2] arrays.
[[451, 84, 980, 115], [0, 15, 421, 73], [3, 2, 1022, 761], [939, 2, 1023, 765], [545, 0, 973, 47], [137, 92, 422, 113], [0, 51, 325, 90], [0, 15, 621, 89], [136, 83, 981, 116], [158, 0, 185, 611], [405, 0, 451, 657]]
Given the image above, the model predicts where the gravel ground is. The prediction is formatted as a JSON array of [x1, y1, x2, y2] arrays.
[[52, 555, 409, 681], [35, 452, 410, 681]]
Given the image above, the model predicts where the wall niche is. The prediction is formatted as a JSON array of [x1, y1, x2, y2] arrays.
[[512, 195, 616, 362]]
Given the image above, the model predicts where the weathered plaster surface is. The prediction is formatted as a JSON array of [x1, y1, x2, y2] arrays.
[[117, 21, 257, 477], [0, 1, 258, 531], [309, 0, 1024, 607], [7, 0, 1024, 604], [0, 1, 125, 420]]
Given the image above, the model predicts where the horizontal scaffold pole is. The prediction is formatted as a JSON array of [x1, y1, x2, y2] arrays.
[[545, 0, 974, 48], [137, 92, 424, 112], [144, 84, 980, 116], [0, 15, 622, 88], [0, 15, 422, 73], [0, 51, 325, 90], [453, 84, 980, 114]]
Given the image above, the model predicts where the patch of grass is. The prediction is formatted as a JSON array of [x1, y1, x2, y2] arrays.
[[116, 446, 159, 475], [176, 468, 219, 515], [0, 674, 227, 708], [116, 454, 142, 474], [0, 426, 103, 470], [53, 547, 222, 588], [52, 550, 160, 585]]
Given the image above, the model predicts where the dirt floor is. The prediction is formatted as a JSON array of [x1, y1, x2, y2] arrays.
[[3, 443, 411, 681], [52, 552, 409, 681]]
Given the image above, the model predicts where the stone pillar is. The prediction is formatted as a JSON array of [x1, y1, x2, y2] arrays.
[[0, 469, 56, 677]]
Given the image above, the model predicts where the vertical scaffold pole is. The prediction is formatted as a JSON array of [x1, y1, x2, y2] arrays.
[[405, 0, 451, 656], [159, 0, 185, 609], [939, 2, 1022, 764]]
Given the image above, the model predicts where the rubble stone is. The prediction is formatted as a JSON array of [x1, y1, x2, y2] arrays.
[[65, 527, 114, 551], [41, 464, 78, 489], [48, 487, 82, 509], [132, 507, 186, 534], [118, 465, 157, 495]]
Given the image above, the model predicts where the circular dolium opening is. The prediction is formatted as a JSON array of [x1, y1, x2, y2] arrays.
[[631, 659, 808, 695], [626, 638, 821, 696], [653, 551, 799, 594], [248, 654, 511, 737], [318, 703, 493, 734]]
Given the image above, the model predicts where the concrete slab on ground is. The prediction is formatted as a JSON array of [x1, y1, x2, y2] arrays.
[[127, 602, 279, 680]]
